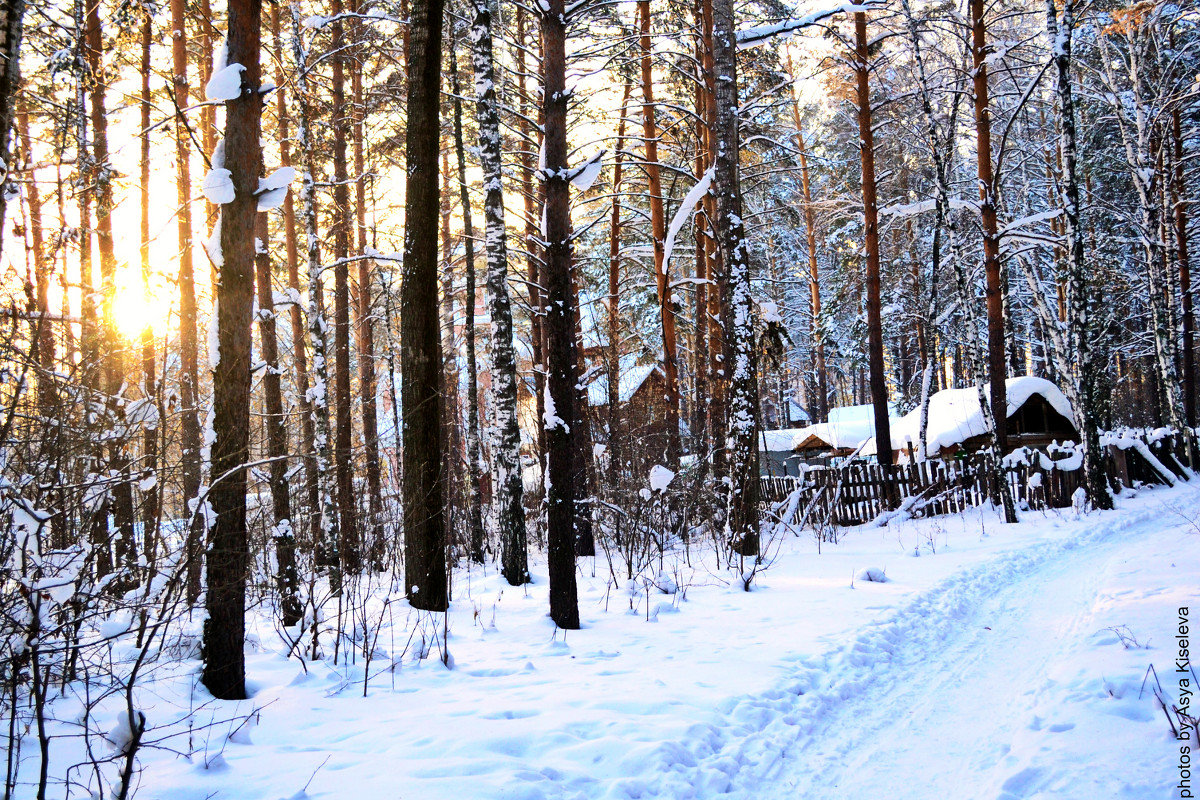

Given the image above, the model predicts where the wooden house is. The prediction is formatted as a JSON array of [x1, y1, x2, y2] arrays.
[[863, 376, 1079, 462]]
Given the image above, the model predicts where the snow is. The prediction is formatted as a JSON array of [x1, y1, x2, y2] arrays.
[[205, 63, 247, 102], [759, 299, 783, 324], [31, 484, 1198, 799], [792, 403, 899, 452], [201, 168, 235, 204], [568, 149, 605, 191], [661, 167, 713, 268], [648, 464, 674, 492], [736, 2, 876, 48], [586, 359, 661, 407], [863, 376, 1074, 458], [542, 382, 569, 433], [256, 166, 296, 211], [759, 427, 809, 452]]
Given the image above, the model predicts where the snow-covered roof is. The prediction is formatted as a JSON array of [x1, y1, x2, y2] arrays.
[[586, 358, 662, 407], [759, 428, 810, 452], [827, 402, 897, 426], [861, 376, 1075, 458], [787, 399, 811, 424], [787, 403, 899, 452], [791, 418, 882, 452]]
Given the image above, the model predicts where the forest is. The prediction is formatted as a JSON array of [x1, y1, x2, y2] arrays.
[[0, 0, 1197, 795]]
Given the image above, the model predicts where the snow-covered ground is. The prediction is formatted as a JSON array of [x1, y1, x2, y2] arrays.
[[29, 484, 1200, 799]]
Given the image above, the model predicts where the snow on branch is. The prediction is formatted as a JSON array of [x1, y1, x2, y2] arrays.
[[567, 149, 606, 191], [662, 167, 714, 268], [878, 196, 980, 218], [736, 1, 880, 49]]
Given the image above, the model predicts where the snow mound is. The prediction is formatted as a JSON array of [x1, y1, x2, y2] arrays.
[[855, 567, 888, 583]]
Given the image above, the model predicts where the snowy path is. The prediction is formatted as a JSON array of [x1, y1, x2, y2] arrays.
[[771, 516, 1133, 798], [686, 491, 1198, 800]]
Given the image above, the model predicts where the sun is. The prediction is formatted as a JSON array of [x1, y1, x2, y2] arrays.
[[111, 266, 174, 341]]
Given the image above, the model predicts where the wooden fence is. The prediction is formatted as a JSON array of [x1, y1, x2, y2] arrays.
[[760, 433, 1187, 528]]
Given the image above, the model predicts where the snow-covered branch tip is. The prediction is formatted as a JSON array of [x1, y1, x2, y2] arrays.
[[736, 1, 884, 48]]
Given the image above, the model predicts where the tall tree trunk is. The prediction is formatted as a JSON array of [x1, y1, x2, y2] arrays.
[[350, 0, 384, 570], [330, 0, 359, 574], [0, 0, 25, 264], [969, 0, 1017, 521], [1047, 0, 1111, 509], [270, 3, 319, 545], [469, 0, 529, 584], [202, 0, 261, 701], [700, 0, 725, 477], [172, 0, 204, 603], [712, 0, 760, 561], [448, 40, 487, 566], [85, 0, 138, 580], [609, 76, 633, 482], [1172, 78, 1193, 430], [787, 85, 826, 423], [853, 11, 896, 505], [255, 212, 302, 625], [969, 0, 1017, 522], [291, 3, 341, 578], [539, 0, 580, 628], [139, 10, 160, 575], [637, 0, 681, 467], [401, 0, 448, 611], [19, 104, 62, 548], [514, 8, 546, 462], [689, 34, 709, 458]]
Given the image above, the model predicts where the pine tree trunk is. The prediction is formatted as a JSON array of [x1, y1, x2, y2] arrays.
[[255, 212, 302, 625], [18, 104, 62, 547], [700, 0, 725, 477], [269, 4, 319, 546], [202, 0, 261, 701], [350, 0, 385, 570], [171, 0, 204, 603], [608, 76, 633, 483], [970, 0, 1016, 522], [76, 0, 107, 580], [638, 0, 681, 467], [467, 0, 530, 583], [139, 11, 160, 576], [688, 36, 709, 458], [401, 0, 449, 612], [330, 0, 359, 574], [439, 150, 463, 555], [854, 11, 896, 506], [514, 8, 546, 463], [788, 93, 826, 423], [539, 0, 580, 628], [85, 0, 138, 581], [0, 0, 25, 265], [712, 0, 760, 560]]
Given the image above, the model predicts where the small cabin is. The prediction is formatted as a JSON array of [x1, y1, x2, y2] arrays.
[[788, 403, 899, 466], [758, 428, 810, 476], [865, 376, 1079, 462]]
